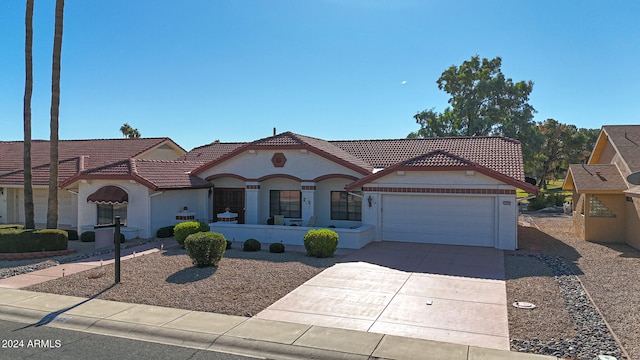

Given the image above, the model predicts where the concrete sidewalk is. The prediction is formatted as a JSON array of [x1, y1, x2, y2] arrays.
[[0, 239, 178, 289], [0, 287, 556, 360]]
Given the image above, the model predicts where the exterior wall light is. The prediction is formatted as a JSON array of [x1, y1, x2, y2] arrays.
[[367, 195, 372, 207]]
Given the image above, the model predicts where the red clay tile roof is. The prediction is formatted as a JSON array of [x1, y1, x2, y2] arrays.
[[0, 138, 181, 185], [331, 136, 525, 180], [133, 160, 210, 189], [60, 159, 209, 190], [190, 132, 374, 175], [401, 150, 473, 167], [601, 125, 640, 173], [179, 142, 245, 162], [566, 164, 627, 192], [345, 150, 538, 193], [0, 157, 83, 186], [185, 133, 526, 181]]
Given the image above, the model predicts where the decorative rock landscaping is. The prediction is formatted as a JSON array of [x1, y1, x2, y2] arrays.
[[510, 254, 626, 360]]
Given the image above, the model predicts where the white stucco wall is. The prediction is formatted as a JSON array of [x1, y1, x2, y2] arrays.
[[314, 178, 362, 228], [198, 149, 363, 181], [0, 186, 76, 228], [150, 188, 208, 237], [77, 181, 150, 238]]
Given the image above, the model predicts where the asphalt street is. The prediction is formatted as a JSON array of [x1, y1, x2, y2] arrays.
[[0, 319, 260, 360]]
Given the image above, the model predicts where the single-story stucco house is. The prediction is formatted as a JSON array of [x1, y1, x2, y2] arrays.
[[563, 125, 640, 249], [0, 131, 538, 250]]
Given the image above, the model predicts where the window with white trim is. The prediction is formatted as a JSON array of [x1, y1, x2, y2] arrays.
[[97, 204, 128, 225], [331, 191, 362, 221], [269, 190, 301, 218]]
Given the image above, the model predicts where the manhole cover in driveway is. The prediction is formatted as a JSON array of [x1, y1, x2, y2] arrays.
[[512, 301, 536, 309]]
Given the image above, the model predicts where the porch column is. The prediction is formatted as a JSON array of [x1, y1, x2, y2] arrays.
[[301, 182, 315, 222], [245, 182, 260, 224]]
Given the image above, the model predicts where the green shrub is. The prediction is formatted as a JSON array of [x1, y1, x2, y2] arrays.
[[528, 193, 567, 211], [184, 232, 227, 267], [304, 229, 338, 258], [0, 224, 24, 230], [174, 221, 209, 247], [117, 233, 125, 243], [0, 229, 68, 253], [243, 238, 261, 252], [80, 231, 96, 242], [156, 226, 175, 238], [65, 229, 79, 240], [269, 242, 285, 253]]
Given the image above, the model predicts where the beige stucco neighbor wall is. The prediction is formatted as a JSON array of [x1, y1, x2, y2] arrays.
[[572, 194, 586, 240], [584, 194, 626, 242], [138, 143, 183, 160], [625, 197, 640, 249]]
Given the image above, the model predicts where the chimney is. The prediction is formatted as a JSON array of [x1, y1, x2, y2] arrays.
[[273, 127, 276, 136]]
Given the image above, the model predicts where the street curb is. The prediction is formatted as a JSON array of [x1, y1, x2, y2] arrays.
[[0, 292, 559, 360]]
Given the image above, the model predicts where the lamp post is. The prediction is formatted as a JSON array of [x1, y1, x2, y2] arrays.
[[114, 216, 121, 284]]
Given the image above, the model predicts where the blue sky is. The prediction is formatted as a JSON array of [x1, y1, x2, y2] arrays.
[[0, 1, 638, 151]]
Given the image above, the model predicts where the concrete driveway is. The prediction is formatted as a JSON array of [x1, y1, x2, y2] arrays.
[[256, 242, 509, 350]]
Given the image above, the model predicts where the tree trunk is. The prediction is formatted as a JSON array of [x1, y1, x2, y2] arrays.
[[47, 0, 64, 229], [23, 0, 35, 229]]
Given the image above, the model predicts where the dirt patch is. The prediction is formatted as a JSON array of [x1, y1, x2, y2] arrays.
[[505, 255, 575, 341], [24, 247, 339, 316]]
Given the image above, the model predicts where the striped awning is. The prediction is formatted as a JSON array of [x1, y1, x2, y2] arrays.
[[87, 185, 128, 204]]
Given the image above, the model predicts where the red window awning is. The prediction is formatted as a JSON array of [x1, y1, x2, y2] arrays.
[[87, 186, 128, 205]]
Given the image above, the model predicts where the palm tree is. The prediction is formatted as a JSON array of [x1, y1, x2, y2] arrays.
[[23, 0, 35, 229], [120, 123, 141, 138], [120, 123, 133, 137], [47, 0, 64, 229]]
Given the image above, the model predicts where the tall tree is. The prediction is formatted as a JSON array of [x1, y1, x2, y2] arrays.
[[532, 119, 598, 188], [23, 0, 35, 229], [410, 55, 536, 142], [120, 123, 141, 138], [47, 0, 64, 229]]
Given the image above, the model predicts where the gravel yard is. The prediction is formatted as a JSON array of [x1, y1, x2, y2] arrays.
[[23, 246, 340, 317], [508, 213, 639, 360], [9, 213, 640, 359]]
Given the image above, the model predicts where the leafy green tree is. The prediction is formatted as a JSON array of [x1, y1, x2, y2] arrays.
[[23, 0, 35, 229], [532, 119, 598, 188], [411, 55, 535, 141], [47, 0, 64, 229]]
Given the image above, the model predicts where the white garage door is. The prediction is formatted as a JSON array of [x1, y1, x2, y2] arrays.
[[382, 195, 496, 247]]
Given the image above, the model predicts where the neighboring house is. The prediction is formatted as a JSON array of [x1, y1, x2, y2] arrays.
[[0, 132, 537, 250], [0, 138, 187, 237], [563, 125, 640, 249]]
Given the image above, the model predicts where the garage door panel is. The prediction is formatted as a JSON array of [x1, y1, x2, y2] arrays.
[[382, 195, 496, 247]]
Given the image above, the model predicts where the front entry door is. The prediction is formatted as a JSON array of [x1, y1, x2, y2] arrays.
[[213, 188, 245, 224]]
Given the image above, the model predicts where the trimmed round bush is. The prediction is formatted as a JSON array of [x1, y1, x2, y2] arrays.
[[304, 229, 338, 258], [184, 231, 227, 267], [174, 221, 209, 247], [80, 231, 96, 242], [117, 233, 125, 243], [156, 225, 174, 238], [66, 229, 79, 240], [269, 242, 285, 253], [243, 238, 261, 252]]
